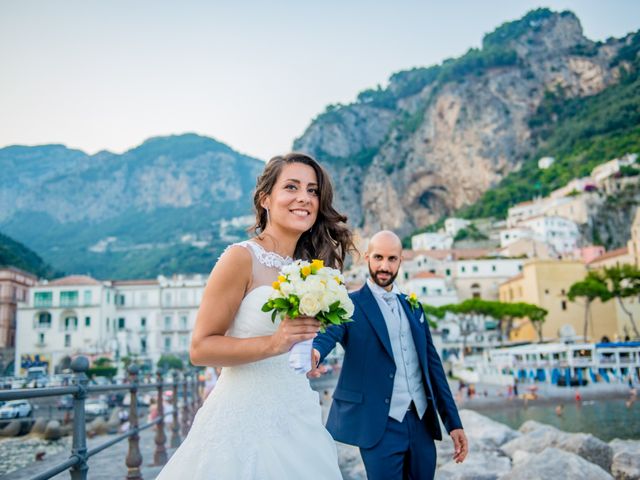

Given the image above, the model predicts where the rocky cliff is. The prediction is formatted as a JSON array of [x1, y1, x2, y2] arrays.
[[294, 9, 630, 236]]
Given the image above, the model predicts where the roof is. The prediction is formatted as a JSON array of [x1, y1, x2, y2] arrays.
[[587, 246, 629, 265], [411, 271, 444, 280], [48, 275, 101, 286], [112, 279, 159, 286]]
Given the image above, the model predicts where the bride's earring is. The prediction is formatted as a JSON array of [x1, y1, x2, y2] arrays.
[[265, 207, 270, 225]]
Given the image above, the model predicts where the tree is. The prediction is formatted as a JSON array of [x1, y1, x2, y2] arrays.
[[157, 354, 184, 372], [524, 304, 548, 343], [603, 264, 640, 339], [568, 271, 612, 341]]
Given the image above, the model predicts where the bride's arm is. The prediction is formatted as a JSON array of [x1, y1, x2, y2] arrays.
[[190, 246, 320, 367]]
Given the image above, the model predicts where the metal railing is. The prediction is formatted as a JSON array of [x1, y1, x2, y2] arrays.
[[0, 357, 204, 480]]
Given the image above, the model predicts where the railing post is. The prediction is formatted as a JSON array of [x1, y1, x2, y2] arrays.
[[181, 372, 190, 437], [70, 356, 89, 480], [170, 371, 181, 448], [153, 371, 167, 465], [190, 370, 198, 422], [125, 365, 142, 480]]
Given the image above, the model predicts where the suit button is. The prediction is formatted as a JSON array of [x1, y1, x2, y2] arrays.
[[389, 373, 394, 379], [384, 398, 390, 404]]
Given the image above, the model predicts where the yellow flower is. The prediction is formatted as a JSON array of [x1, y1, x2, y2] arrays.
[[311, 259, 324, 270], [278, 275, 286, 283], [272, 281, 281, 290], [334, 276, 342, 285], [300, 266, 312, 278], [410, 292, 417, 301]]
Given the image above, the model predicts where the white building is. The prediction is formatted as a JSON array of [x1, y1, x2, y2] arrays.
[[411, 233, 453, 251], [506, 199, 550, 228], [454, 258, 524, 301], [519, 215, 581, 256], [15, 276, 118, 376], [444, 218, 471, 238], [15, 274, 206, 376], [404, 272, 458, 307], [591, 153, 637, 185], [499, 227, 535, 248], [538, 156, 555, 170]]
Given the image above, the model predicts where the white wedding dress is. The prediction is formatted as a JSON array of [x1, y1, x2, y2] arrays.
[[156, 241, 342, 479]]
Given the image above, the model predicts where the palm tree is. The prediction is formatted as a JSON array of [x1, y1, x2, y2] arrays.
[[603, 264, 640, 339]]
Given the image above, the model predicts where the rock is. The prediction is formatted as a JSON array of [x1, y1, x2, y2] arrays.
[[502, 422, 613, 472], [511, 450, 533, 465], [557, 433, 613, 472], [0, 420, 22, 437], [501, 425, 563, 457], [502, 447, 613, 480], [610, 439, 640, 480], [437, 450, 511, 480], [29, 418, 47, 435], [88, 417, 108, 436], [518, 420, 549, 434], [458, 410, 521, 448], [42, 420, 61, 441]]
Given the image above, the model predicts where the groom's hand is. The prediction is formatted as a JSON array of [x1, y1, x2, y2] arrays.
[[307, 349, 326, 379], [450, 429, 468, 463]]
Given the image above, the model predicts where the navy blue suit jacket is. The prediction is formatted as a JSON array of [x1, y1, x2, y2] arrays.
[[313, 284, 463, 448]]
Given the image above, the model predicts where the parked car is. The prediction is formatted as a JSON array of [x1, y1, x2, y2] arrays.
[[0, 400, 33, 419], [84, 400, 109, 419], [57, 395, 74, 410]]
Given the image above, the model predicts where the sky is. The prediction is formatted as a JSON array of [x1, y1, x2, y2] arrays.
[[1, 1, 639, 161]]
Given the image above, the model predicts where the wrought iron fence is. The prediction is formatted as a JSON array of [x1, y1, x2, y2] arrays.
[[0, 356, 203, 480]]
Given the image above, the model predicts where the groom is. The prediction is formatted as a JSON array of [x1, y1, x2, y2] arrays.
[[312, 230, 467, 479]]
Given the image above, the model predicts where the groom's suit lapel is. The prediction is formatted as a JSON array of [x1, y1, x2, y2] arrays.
[[398, 295, 429, 372], [358, 285, 394, 359]]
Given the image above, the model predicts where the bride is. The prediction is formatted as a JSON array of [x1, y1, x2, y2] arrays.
[[157, 153, 354, 479]]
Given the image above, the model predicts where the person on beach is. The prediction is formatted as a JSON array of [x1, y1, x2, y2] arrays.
[[311, 230, 467, 480]]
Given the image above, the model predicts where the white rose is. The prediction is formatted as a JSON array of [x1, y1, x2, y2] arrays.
[[299, 293, 322, 317], [279, 281, 294, 297]]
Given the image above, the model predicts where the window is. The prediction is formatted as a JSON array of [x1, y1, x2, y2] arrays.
[[179, 334, 189, 350], [404, 272, 409, 280], [472, 266, 479, 273], [461, 266, 466, 273], [561, 289, 566, 296], [83, 290, 92, 305], [63, 316, 78, 331], [180, 291, 188, 305], [164, 293, 172, 306], [37, 312, 52, 328], [164, 336, 172, 352], [561, 300, 567, 311], [60, 291, 79, 307], [518, 265, 523, 271], [118, 318, 125, 330], [64, 334, 71, 347], [85, 316, 91, 327], [34, 291, 53, 307], [180, 315, 188, 330], [106, 317, 110, 331], [38, 332, 45, 345], [492, 265, 497, 272], [445, 269, 451, 276], [141, 338, 147, 354], [140, 292, 148, 306], [545, 289, 550, 295], [421, 286, 427, 294], [115, 294, 125, 306], [141, 317, 147, 329], [106, 292, 111, 303]]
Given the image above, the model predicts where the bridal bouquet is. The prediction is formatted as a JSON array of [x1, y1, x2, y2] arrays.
[[261, 259, 354, 374]]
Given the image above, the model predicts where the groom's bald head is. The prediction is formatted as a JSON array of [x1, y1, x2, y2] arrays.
[[366, 231, 403, 290]]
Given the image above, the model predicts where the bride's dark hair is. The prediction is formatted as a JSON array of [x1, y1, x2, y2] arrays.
[[250, 152, 355, 270]]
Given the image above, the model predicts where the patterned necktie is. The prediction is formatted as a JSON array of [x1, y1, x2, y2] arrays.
[[382, 292, 399, 318]]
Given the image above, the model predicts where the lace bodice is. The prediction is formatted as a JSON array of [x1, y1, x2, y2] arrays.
[[222, 240, 293, 294]]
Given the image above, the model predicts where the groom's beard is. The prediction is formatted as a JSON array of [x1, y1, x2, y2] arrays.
[[369, 265, 398, 288]]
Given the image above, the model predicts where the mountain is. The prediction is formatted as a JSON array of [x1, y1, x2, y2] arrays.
[[293, 9, 636, 235], [0, 134, 264, 279], [0, 232, 58, 279]]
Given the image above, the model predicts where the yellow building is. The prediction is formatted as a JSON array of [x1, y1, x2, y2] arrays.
[[499, 260, 636, 342]]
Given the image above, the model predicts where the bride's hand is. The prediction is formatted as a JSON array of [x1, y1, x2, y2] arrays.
[[269, 316, 321, 355]]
